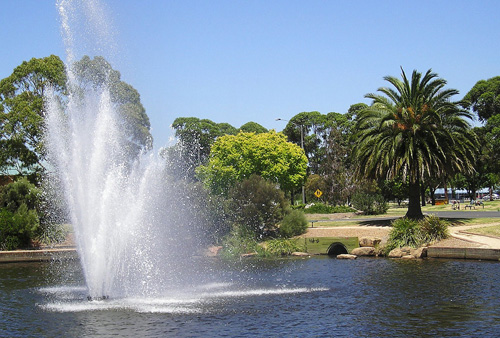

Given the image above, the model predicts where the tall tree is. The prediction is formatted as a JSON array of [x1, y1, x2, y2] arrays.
[[463, 76, 500, 122], [354, 68, 477, 219], [168, 117, 237, 180], [239, 121, 268, 134], [0, 55, 66, 175], [71, 56, 152, 154], [283, 111, 325, 174]]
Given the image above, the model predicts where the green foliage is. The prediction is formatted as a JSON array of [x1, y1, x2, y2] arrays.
[[417, 215, 450, 243], [239, 121, 268, 134], [279, 210, 308, 238], [220, 225, 262, 259], [169, 117, 237, 179], [386, 218, 421, 250], [304, 174, 327, 202], [386, 216, 449, 252], [0, 177, 40, 212], [227, 175, 288, 238], [0, 178, 41, 250], [72, 56, 152, 153], [351, 192, 388, 215], [0, 55, 153, 177], [197, 131, 308, 195], [355, 68, 477, 219], [264, 238, 304, 256], [0, 55, 66, 175], [463, 76, 500, 122]]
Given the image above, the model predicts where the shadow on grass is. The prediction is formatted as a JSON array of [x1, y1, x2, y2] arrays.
[[356, 217, 474, 228], [358, 219, 395, 227]]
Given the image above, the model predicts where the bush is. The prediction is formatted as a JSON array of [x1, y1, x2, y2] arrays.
[[386, 218, 421, 251], [228, 175, 288, 238], [220, 225, 262, 259], [264, 238, 304, 256], [386, 216, 449, 252], [0, 179, 41, 250], [279, 210, 308, 238], [418, 215, 449, 243], [351, 192, 388, 215], [0, 205, 40, 250]]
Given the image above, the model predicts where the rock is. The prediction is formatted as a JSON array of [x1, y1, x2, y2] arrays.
[[206, 246, 223, 257], [388, 248, 404, 258], [291, 252, 310, 256], [359, 237, 382, 247], [401, 255, 415, 259], [241, 253, 257, 258], [351, 247, 376, 256], [411, 247, 427, 259], [337, 254, 357, 259]]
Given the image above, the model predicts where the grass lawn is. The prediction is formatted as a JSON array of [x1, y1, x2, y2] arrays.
[[461, 224, 500, 238], [303, 200, 500, 228]]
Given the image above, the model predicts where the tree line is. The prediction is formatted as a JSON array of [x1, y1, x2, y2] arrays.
[[1, 54, 499, 250]]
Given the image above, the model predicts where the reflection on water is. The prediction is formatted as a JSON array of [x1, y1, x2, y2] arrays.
[[1, 257, 500, 337]]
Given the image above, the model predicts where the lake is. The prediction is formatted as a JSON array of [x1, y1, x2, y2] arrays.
[[1, 257, 499, 337]]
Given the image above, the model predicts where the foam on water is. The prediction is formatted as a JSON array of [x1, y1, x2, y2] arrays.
[[39, 285, 329, 313]]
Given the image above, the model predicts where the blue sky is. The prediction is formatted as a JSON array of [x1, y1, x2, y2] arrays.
[[1, 0, 499, 148]]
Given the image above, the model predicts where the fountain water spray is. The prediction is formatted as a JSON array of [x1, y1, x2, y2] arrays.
[[45, 0, 196, 300]]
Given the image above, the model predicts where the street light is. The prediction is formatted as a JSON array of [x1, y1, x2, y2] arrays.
[[276, 118, 306, 205]]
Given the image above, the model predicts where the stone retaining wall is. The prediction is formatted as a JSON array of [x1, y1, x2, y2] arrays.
[[427, 247, 500, 261], [0, 248, 77, 263]]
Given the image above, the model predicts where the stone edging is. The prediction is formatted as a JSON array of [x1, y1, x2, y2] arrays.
[[0, 248, 77, 263]]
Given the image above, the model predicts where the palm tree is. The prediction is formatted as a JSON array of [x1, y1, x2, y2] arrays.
[[354, 68, 477, 219]]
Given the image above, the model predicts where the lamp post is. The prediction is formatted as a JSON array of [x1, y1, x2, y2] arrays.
[[276, 118, 306, 205]]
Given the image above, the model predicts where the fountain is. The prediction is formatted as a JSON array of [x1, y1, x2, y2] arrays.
[[44, 0, 199, 300]]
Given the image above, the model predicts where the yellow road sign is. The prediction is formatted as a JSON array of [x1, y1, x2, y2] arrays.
[[314, 189, 323, 198]]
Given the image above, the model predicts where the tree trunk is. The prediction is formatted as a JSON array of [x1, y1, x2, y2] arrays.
[[406, 181, 424, 219], [444, 180, 449, 204], [421, 184, 426, 206], [430, 188, 436, 205]]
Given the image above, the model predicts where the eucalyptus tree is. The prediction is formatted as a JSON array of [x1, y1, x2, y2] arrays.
[[239, 121, 268, 134], [168, 117, 238, 180], [463, 76, 500, 122], [0, 55, 66, 176], [354, 68, 477, 219], [282, 111, 326, 174], [71, 56, 153, 154]]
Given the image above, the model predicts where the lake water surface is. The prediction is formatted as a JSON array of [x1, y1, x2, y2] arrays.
[[1, 257, 500, 337]]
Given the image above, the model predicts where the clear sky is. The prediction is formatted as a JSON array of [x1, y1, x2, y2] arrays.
[[1, 0, 499, 148]]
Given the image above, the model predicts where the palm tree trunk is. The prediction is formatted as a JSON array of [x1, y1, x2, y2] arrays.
[[406, 181, 424, 219], [421, 184, 426, 206]]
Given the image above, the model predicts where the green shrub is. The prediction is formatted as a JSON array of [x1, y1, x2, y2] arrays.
[[0, 205, 40, 250], [418, 215, 449, 243], [351, 192, 388, 215], [279, 209, 308, 238], [228, 175, 288, 238], [0, 179, 41, 250], [220, 225, 262, 259], [386, 218, 421, 251], [264, 238, 304, 256], [386, 216, 450, 253]]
